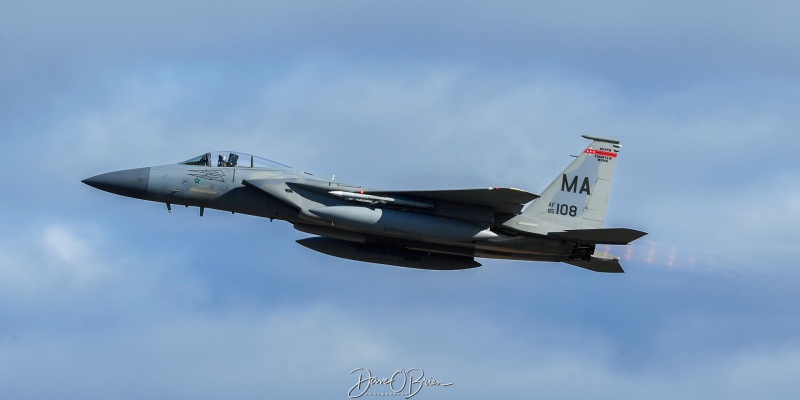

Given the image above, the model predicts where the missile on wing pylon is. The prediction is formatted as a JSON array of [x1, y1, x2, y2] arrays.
[[308, 205, 497, 242], [296, 237, 481, 270], [328, 191, 434, 209]]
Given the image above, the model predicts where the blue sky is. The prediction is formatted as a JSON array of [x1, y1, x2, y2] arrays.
[[2, 1, 800, 398]]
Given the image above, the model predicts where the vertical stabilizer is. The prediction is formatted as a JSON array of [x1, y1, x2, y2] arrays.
[[522, 135, 621, 230]]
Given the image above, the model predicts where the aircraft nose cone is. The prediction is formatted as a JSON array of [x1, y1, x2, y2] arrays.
[[82, 167, 151, 200]]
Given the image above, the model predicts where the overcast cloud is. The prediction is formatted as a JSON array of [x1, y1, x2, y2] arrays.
[[1, 1, 799, 398]]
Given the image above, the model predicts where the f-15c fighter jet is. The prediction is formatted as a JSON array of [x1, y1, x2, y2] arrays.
[[83, 135, 646, 272]]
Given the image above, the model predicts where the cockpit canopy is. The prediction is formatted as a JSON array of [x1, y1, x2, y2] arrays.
[[181, 151, 292, 170]]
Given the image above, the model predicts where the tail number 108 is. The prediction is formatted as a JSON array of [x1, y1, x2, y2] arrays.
[[548, 203, 577, 217]]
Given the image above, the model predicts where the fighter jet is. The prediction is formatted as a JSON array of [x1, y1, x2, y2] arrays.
[[83, 135, 646, 272]]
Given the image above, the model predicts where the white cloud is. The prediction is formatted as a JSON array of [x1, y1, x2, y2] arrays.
[[0, 224, 112, 299], [4, 300, 797, 399]]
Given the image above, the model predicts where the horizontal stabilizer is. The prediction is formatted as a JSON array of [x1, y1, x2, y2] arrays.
[[548, 228, 647, 245], [566, 256, 625, 273]]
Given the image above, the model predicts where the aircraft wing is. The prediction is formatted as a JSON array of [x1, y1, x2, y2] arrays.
[[361, 188, 538, 214], [284, 180, 539, 215]]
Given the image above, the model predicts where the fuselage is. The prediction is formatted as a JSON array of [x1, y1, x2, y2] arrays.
[[84, 139, 646, 273]]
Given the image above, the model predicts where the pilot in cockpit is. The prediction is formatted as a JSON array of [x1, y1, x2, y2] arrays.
[[218, 155, 226, 167]]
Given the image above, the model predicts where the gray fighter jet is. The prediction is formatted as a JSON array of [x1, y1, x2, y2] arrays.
[[83, 135, 646, 272]]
